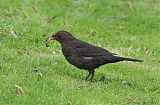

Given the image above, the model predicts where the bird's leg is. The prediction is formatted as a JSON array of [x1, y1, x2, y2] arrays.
[[90, 70, 95, 81], [85, 70, 92, 80]]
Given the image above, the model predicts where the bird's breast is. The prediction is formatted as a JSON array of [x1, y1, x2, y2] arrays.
[[61, 45, 91, 69], [62, 45, 78, 62], [62, 45, 77, 56]]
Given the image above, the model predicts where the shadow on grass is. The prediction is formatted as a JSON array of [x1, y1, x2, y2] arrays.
[[97, 75, 136, 88], [53, 67, 137, 89]]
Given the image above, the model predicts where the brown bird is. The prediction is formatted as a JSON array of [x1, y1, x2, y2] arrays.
[[46, 30, 143, 80]]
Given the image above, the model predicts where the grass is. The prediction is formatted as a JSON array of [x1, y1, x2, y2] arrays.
[[0, 0, 160, 104]]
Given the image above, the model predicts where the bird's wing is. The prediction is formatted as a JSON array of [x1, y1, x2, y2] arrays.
[[72, 40, 114, 57]]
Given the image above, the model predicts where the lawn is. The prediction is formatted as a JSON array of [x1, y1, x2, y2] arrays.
[[0, 0, 160, 105]]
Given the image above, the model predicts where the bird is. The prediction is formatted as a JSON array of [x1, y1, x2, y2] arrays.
[[46, 30, 143, 80]]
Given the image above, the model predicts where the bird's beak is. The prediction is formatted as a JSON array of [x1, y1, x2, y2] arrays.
[[46, 36, 55, 47]]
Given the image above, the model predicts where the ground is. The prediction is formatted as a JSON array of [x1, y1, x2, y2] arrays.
[[0, 0, 160, 105]]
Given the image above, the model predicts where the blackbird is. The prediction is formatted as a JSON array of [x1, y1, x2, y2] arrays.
[[46, 30, 143, 80]]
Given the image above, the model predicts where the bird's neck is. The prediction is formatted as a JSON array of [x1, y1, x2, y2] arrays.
[[60, 38, 76, 45]]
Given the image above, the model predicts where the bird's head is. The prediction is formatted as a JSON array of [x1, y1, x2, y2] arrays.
[[46, 30, 76, 47]]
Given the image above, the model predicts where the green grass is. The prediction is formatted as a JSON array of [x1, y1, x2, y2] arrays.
[[0, 0, 160, 104]]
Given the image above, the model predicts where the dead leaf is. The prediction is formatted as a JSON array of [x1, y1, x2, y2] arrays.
[[89, 29, 96, 36], [46, 16, 56, 23], [145, 48, 149, 54], [15, 85, 25, 95], [15, 8, 22, 13], [32, 6, 37, 12], [37, 72, 43, 78], [67, 101, 73, 105], [119, 26, 125, 30], [0, 75, 5, 79], [126, 1, 135, 12], [11, 30, 17, 38], [140, 41, 144, 47], [0, 32, 7, 35], [127, 97, 143, 105]]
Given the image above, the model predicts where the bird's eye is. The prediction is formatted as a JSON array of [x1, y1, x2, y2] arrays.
[[55, 33, 59, 37], [56, 33, 60, 35], [57, 34, 61, 37]]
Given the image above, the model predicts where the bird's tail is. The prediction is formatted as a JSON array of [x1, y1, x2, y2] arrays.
[[116, 57, 143, 62]]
